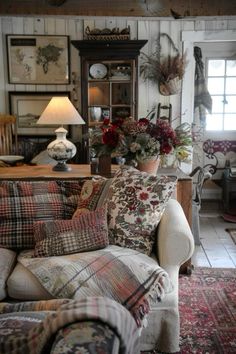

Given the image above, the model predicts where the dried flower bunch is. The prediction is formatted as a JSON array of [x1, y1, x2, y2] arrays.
[[90, 116, 192, 165], [140, 33, 188, 95]]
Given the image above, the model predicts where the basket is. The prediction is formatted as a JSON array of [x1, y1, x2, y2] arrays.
[[159, 77, 182, 96], [84, 26, 130, 41]]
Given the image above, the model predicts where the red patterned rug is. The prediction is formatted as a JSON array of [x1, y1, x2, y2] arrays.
[[223, 214, 236, 223], [179, 267, 236, 353], [142, 267, 236, 353]]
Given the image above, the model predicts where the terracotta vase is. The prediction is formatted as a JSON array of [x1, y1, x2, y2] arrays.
[[137, 157, 160, 175], [98, 155, 112, 177]]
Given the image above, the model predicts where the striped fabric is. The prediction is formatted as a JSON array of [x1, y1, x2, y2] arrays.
[[0, 297, 139, 354], [19, 245, 172, 326], [34, 207, 109, 257], [0, 180, 83, 250]]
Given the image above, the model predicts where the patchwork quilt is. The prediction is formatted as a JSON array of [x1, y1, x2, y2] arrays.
[[18, 245, 172, 326]]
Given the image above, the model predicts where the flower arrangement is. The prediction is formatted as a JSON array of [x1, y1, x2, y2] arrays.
[[90, 116, 192, 166], [89, 117, 124, 158]]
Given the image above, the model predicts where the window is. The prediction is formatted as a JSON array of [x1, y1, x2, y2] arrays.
[[206, 59, 236, 131]]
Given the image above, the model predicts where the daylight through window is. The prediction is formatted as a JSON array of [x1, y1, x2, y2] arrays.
[[206, 59, 236, 131]]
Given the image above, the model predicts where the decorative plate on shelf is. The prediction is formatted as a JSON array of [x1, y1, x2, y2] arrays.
[[0, 155, 24, 163], [89, 63, 108, 79]]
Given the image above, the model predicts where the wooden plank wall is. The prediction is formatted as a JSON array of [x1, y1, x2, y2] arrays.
[[0, 15, 236, 136]]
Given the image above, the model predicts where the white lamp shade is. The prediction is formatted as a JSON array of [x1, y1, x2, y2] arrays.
[[37, 96, 85, 125]]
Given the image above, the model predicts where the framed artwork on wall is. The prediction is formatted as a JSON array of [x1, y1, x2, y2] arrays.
[[6, 35, 70, 84], [9, 91, 70, 136]]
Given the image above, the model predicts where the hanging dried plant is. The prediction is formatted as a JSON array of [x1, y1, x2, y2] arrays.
[[140, 33, 188, 96]]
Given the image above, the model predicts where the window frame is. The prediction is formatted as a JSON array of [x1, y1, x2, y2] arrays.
[[205, 57, 236, 132]]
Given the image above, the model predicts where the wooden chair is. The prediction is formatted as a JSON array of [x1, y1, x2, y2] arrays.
[[0, 114, 18, 155]]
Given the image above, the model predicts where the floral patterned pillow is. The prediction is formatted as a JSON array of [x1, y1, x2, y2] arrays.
[[107, 165, 177, 255]]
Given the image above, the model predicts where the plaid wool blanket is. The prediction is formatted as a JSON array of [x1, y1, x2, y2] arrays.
[[18, 245, 172, 326], [0, 297, 139, 354]]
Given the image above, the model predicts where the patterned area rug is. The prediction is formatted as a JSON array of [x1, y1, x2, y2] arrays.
[[226, 228, 236, 245], [223, 214, 236, 223], [142, 267, 236, 354]]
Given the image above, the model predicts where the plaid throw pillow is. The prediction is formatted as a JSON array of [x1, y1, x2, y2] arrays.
[[72, 178, 111, 218], [107, 165, 177, 255], [34, 207, 109, 257], [0, 180, 83, 250]]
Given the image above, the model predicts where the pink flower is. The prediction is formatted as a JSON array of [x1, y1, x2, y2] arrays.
[[136, 217, 142, 224], [138, 207, 146, 215], [139, 192, 149, 200]]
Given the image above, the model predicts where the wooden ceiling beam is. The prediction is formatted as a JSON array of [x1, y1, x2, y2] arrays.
[[0, 0, 236, 17]]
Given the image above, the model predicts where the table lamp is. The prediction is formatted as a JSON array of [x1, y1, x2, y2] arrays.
[[37, 96, 85, 171]]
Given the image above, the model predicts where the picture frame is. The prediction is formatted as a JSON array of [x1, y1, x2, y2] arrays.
[[6, 35, 70, 84], [9, 91, 71, 136]]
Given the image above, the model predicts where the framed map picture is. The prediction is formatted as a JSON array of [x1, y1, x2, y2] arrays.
[[9, 91, 70, 136], [6, 35, 70, 84]]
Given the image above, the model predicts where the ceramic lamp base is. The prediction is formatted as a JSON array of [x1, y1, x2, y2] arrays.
[[52, 161, 72, 172], [47, 127, 76, 172]]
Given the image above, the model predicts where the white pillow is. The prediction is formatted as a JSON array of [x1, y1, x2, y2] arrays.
[[31, 150, 56, 165], [0, 248, 17, 300]]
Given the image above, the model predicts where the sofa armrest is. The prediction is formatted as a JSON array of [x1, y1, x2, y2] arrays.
[[156, 199, 195, 271]]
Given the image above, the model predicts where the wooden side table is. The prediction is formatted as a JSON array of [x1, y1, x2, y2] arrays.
[[0, 164, 193, 273], [158, 167, 192, 226], [158, 167, 193, 274], [0, 165, 193, 225], [0, 164, 119, 180]]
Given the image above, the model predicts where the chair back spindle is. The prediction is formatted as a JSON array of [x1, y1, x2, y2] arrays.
[[0, 115, 18, 155]]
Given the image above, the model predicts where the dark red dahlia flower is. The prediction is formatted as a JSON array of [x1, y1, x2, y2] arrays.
[[103, 117, 110, 125], [102, 129, 119, 148], [160, 141, 173, 154], [138, 118, 149, 126]]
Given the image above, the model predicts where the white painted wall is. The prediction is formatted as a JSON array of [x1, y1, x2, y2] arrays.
[[0, 15, 235, 163]]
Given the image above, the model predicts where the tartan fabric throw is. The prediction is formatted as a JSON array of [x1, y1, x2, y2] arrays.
[[18, 245, 172, 326], [0, 180, 83, 250], [0, 297, 140, 354]]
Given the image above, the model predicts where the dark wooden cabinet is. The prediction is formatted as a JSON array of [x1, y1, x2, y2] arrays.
[[222, 168, 236, 214], [71, 40, 147, 163]]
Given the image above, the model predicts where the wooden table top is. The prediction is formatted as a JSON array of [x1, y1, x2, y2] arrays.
[[0, 164, 192, 180], [0, 164, 120, 180]]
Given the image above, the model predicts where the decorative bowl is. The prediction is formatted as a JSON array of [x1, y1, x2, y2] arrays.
[[0, 155, 24, 164]]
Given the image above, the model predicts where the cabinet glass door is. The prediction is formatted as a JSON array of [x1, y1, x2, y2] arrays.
[[87, 60, 134, 126]]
